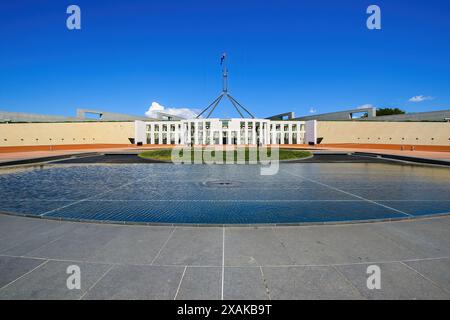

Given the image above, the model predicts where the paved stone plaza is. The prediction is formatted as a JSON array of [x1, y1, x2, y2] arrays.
[[0, 213, 449, 299]]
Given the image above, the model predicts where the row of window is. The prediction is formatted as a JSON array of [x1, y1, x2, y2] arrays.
[[146, 123, 305, 132], [146, 132, 304, 145]]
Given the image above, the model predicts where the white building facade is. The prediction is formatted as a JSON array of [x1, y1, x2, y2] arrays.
[[134, 119, 315, 146]]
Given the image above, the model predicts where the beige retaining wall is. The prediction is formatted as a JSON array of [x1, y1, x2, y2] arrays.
[[0, 122, 135, 147], [1, 121, 449, 148], [317, 121, 450, 146]]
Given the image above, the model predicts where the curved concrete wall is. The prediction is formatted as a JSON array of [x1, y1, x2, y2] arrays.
[[1, 121, 449, 148], [0, 122, 134, 147], [317, 121, 450, 146]]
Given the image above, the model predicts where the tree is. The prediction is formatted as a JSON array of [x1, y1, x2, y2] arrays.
[[376, 108, 405, 116]]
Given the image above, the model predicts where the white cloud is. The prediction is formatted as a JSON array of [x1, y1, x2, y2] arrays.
[[409, 95, 434, 103], [357, 104, 375, 109], [309, 107, 316, 114], [145, 101, 199, 119]]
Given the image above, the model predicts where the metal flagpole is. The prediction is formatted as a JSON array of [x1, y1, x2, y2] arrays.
[[226, 94, 245, 118], [206, 94, 225, 118], [195, 53, 255, 119], [196, 94, 223, 119], [227, 94, 255, 119]]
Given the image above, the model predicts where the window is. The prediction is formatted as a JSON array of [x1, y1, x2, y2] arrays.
[[292, 133, 297, 144], [213, 132, 220, 144], [84, 112, 102, 120], [350, 112, 368, 119]]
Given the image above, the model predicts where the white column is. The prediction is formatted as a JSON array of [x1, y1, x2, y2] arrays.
[[252, 121, 256, 145], [185, 123, 189, 145], [194, 122, 199, 145], [288, 124, 293, 144], [202, 122, 207, 145], [244, 122, 248, 145], [166, 126, 170, 145], [183, 123, 186, 145], [174, 128, 178, 145], [150, 124, 155, 144]]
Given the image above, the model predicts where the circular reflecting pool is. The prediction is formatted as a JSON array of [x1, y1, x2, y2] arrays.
[[0, 163, 449, 224]]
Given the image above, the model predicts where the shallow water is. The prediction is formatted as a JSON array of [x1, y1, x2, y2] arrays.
[[0, 163, 449, 224]]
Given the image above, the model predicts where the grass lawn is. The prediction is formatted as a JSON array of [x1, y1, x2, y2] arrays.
[[138, 147, 312, 163]]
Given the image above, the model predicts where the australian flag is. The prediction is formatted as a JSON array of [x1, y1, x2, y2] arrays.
[[220, 52, 227, 65]]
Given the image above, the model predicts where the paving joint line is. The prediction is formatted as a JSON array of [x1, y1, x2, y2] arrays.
[[331, 265, 367, 300], [399, 261, 450, 295], [150, 227, 176, 265], [173, 266, 188, 300], [221, 227, 225, 300], [39, 174, 153, 217], [0, 254, 449, 269], [259, 266, 272, 300], [283, 170, 413, 217], [0, 259, 49, 292], [79, 264, 115, 300]]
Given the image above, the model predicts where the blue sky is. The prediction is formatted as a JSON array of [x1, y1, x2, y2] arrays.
[[0, 0, 449, 119]]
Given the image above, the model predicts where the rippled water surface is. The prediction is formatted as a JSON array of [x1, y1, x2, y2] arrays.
[[0, 163, 449, 224]]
